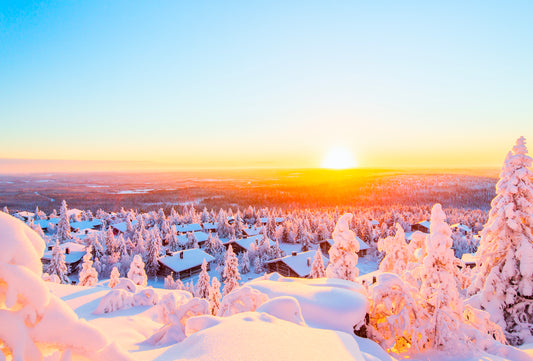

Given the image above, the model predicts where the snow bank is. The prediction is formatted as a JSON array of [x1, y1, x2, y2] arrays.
[[246, 273, 368, 333], [159, 311, 367, 361]]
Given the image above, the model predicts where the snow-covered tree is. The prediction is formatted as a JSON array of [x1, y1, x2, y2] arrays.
[[109, 266, 120, 288], [326, 213, 359, 281], [56, 199, 72, 242], [47, 239, 69, 284], [209, 277, 222, 315], [378, 223, 410, 274], [310, 248, 326, 278], [240, 251, 251, 274], [145, 229, 161, 277], [128, 254, 147, 287], [469, 136, 533, 345], [195, 259, 211, 299], [418, 204, 466, 350], [222, 245, 240, 296], [79, 245, 98, 286], [253, 256, 264, 274], [185, 231, 199, 249]]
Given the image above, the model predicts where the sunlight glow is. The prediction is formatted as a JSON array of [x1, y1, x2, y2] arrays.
[[321, 146, 357, 169]]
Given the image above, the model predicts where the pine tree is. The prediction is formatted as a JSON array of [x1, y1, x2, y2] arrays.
[[209, 277, 222, 315], [469, 137, 533, 345], [378, 223, 410, 274], [109, 266, 120, 288], [47, 240, 69, 284], [253, 256, 264, 274], [128, 254, 147, 287], [56, 200, 72, 242], [103, 226, 116, 255], [326, 213, 359, 281], [310, 248, 326, 278], [222, 245, 240, 296], [78, 245, 98, 286], [240, 251, 251, 274], [419, 204, 465, 349], [195, 260, 211, 299], [145, 229, 161, 277]]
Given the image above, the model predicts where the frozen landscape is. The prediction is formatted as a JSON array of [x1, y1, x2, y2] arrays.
[[1, 138, 532, 361]]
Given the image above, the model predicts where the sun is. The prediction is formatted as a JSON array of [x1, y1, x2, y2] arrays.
[[321, 146, 357, 169]]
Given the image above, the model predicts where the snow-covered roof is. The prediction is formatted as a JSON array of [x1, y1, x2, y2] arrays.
[[177, 231, 210, 246], [48, 217, 60, 225], [158, 249, 215, 273], [202, 222, 218, 230], [234, 235, 274, 252], [175, 223, 203, 233], [15, 211, 35, 219], [267, 250, 329, 278], [370, 220, 380, 226], [461, 253, 476, 265], [414, 220, 431, 229], [242, 227, 263, 237], [70, 219, 103, 231], [42, 241, 86, 264], [110, 220, 137, 233], [325, 237, 370, 251], [33, 219, 52, 229], [451, 223, 472, 233], [259, 217, 284, 224]]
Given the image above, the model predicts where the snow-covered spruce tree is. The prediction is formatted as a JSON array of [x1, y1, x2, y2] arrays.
[[222, 245, 241, 296], [79, 245, 98, 286], [145, 229, 161, 277], [195, 259, 211, 299], [47, 239, 70, 284], [56, 199, 72, 242], [240, 251, 251, 274], [209, 277, 222, 315], [103, 226, 116, 255], [418, 204, 466, 350], [109, 266, 120, 288], [253, 256, 264, 274], [326, 213, 359, 281], [378, 223, 410, 274], [167, 228, 179, 252], [186, 231, 199, 249], [128, 254, 148, 287], [310, 248, 326, 279], [469, 136, 533, 345]]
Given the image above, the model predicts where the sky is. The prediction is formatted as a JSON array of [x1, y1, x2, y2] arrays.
[[0, 1, 532, 171]]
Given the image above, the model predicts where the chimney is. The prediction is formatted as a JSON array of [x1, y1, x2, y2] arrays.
[[307, 257, 311, 267], [372, 276, 377, 284], [166, 249, 172, 256], [180, 251, 184, 259], [65, 248, 70, 255], [291, 251, 297, 257], [48, 245, 53, 251]]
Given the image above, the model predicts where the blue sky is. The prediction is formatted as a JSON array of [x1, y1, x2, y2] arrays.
[[0, 1, 532, 169]]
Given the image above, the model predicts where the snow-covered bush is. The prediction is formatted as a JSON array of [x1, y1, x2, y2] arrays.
[[146, 297, 209, 346], [93, 287, 159, 314], [217, 286, 269, 317], [309, 248, 326, 279]]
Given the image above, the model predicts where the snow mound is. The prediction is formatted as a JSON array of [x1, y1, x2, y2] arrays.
[[256, 296, 306, 326], [159, 311, 367, 361], [93, 287, 159, 314], [0, 212, 132, 361], [114, 278, 139, 293], [246, 273, 368, 333]]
